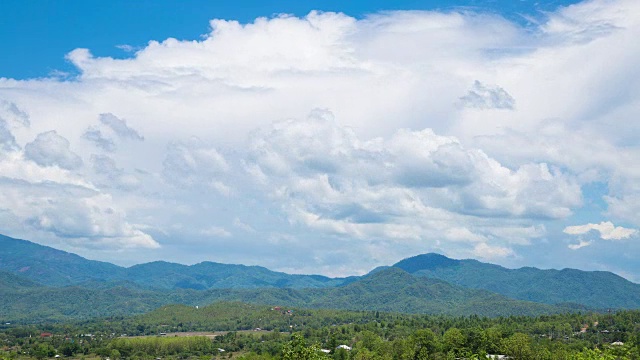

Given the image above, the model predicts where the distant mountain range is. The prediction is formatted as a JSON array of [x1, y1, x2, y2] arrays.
[[394, 253, 640, 309], [1, 234, 638, 323], [0, 234, 350, 289]]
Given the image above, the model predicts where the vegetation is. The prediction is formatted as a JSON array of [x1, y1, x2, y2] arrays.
[[4, 235, 640, 313], [2, 302, 640, 360], [396, 254, 640, 309], [1, 267, 572, 323], [0, 235, 349, 290]]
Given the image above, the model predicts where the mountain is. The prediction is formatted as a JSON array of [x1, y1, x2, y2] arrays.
[[0, 234, 124, 286], [2, 233, 640, 321], [0, 270, 43, 291], [0, 267, 564, 323], [0, 234, 349, 290], [124, 261, 349, 290], [304, 267, 562, 316], [394, 253, 640, 309]]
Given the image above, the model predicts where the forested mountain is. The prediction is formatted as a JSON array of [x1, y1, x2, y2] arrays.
[[0, 235, 349, 289], [394, 253, 640, 309], [0, 271, 43, 291], [2, 233, 640, 322], [0, 267, 566, 323], [124, 261, 350, 290], [0, 234, 124, 286]]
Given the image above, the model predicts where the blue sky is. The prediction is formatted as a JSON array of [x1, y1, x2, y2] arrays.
[[1, 0, 639, 280], [1, 0, 579, 79]]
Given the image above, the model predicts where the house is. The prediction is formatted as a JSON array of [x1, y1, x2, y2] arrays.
[[486, 355, 508, 359], [612, 341, 624, 346], [40, 332, 53, 338], [336, 345, 351, 351], [320, 349, 331, 354]]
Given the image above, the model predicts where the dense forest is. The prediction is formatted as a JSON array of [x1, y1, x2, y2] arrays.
[[2, 302, 640, 360]]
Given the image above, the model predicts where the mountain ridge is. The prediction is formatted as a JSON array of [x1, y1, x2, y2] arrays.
[[393, 253, 640, 309], [2, 234, 640, 313]]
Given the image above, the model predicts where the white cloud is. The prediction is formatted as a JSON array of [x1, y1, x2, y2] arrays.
[[162, 138, 230, 188], [459, 80, 515, 110], [568, 239, 593, 250], [472, 242, 515, 260], [233, 217, 256, 233], [0, 99, 30, 127], [0, 100, 29, 152], [247, 111, 581, 237], [99, 113, 144, 141], [0, 0, 639, 275], [0, 118, 18, 151], [83, 126, 116, 152], [24, 130, 83, 170], [201, 226, 232, 238], [90, 154, 140, 190], [564, 221, 637, 240], [0, 176, 158, 250]]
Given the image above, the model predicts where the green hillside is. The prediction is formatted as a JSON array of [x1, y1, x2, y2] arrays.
[[0, 234, 124, 286], [0, 267, 568, 323], [0, 235, 349, 290], [0, 270, 43, 291], [394, 253, 640, 309]]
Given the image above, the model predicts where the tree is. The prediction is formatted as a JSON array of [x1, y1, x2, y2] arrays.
[[110, 349, 121, 360], [407, 329, 438, 360], [33, 344, 55, 360], [501, 333, 533, 360], [443, 328, 465, 355], [281, 334, 328, 360]]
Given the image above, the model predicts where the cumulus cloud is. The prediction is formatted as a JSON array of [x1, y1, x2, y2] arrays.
[[99, 113, 144, 141], [0, 119, 18, 152], [233, 217, 256, 233], [91, 154, 140, 190], [24, 131, 83, 170], [568, 239, 593, 250], [162, 138, 229, 189], [564, 221, 637, 240], [459, 80, 516, 110], [245, 110, 580, 252], [201, 226, 232, 238], [27, 193, 158, 249], [83, 126, 116, 151], [0, 100, 29, 152], [0, 100, 30, 127], [0, 0, 639, 274], [472, 242, 515, 260], [0, 174, 158, 250]]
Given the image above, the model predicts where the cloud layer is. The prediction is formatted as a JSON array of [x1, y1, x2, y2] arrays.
[[0, 0, 639, 277]]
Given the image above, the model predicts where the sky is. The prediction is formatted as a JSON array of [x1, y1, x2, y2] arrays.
[[1, 0, 639, 280]]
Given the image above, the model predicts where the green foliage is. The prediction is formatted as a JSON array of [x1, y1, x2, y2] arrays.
[[0, 267, 573, 323], [281, 334, 328, 360], [396, 253, 640, 309], [3, 305, 640, 360], [0, 235, 346, 291]]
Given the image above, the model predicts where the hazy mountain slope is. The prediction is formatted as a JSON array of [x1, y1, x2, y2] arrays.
[[0, 235, 348, 289], [306, 267, 561, 317], [0, 270, 43, 291], [125, 261, 348, 290], [0, 267, 567, 323], [394, 253, 640, 309], [3, 233, 639, 316], [0, 234, 125, 286]]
